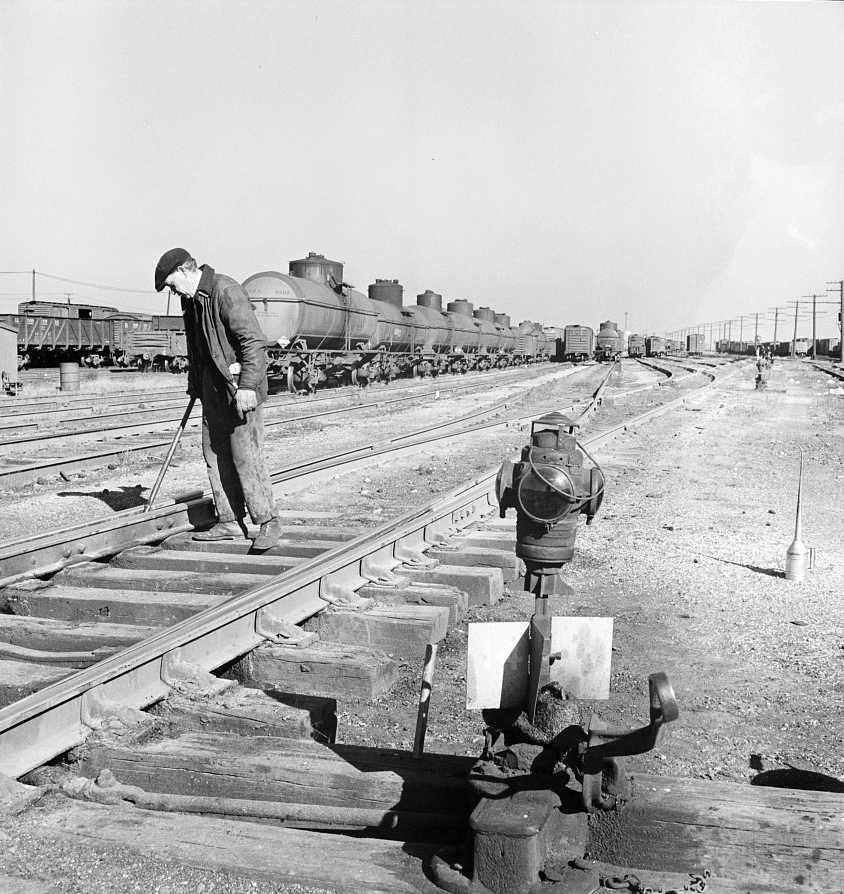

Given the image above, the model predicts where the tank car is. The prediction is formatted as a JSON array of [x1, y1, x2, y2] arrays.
[[627, 333, 645, 358], [242, 252, 536, 391], [645, 336, 666, 357], [595, 320, 622, 361]]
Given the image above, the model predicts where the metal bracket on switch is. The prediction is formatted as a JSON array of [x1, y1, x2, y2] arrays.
[[160, 648, 237, 697], [81, 686, 148, 731], [255, 607, 317, 647]]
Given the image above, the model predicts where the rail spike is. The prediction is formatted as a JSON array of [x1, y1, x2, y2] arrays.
[[160, 648, 237, 697]]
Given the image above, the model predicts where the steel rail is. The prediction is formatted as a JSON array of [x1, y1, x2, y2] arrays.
[[0, 363, 546, 422], [0, 367, 573, 484], [0, 367, 601, 585], [3, 361, 557, 416], [0, 360, 726, 779], [806, 359, 844, 382]]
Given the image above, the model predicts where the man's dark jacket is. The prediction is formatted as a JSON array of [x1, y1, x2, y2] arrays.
[[182, 265, 268, 404]]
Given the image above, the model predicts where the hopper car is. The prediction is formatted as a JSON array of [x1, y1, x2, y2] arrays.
[[627, 333, 645, 358], [242, 252, 555, 391], [0, 300, 187, 371], [556, 324, 594, 363]]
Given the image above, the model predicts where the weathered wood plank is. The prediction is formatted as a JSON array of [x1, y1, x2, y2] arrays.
[[77, 732, 474, 815], [0, 659, 75, 707], [314, 604, 450, 656], [357, 583, 468, 625], [34, 801, 440, 894], [155, 688, 337, 743], [111, 545, 300, 575], [588, 773, 844, 890], [0, 614, 158, 652], [227, 640, 399, 701], [163, 531, 345, 558], [403, 564, 503, 605], [3, 582, 221, 625], [55, 562, 266, 595], [425, 545, 519, 583]]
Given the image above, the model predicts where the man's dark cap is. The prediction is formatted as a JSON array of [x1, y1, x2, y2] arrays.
[[155, 247, 192, 292]]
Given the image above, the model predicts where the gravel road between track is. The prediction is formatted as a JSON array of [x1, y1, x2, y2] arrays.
[[329, 359, 843, 785]]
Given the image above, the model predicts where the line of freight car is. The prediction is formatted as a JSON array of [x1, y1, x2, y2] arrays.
[[242, 252, 558, 392]]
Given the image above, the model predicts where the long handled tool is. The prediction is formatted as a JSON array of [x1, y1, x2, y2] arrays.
[[143, 396, 196, 513]]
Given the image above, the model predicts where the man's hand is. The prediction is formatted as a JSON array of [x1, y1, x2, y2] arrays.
[[234, 388, 258, 417]]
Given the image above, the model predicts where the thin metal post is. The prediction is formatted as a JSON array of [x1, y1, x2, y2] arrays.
[[812, 295, 817, 359], [792, 301, 799, 358], [412, 642, 438, 758], [31, 269, 35, 302], [144, 397, 196, 513], [773, 308, 779, 349], [754, 312, 759, 347]]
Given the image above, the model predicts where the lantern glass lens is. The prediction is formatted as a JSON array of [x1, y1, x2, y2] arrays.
[[517, 465, 575, 523]]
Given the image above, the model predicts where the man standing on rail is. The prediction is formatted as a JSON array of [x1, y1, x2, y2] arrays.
[[154, 248, 281, 550]]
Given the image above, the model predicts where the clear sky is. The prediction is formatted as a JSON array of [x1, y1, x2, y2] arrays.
[[2, 0, 843, 339]]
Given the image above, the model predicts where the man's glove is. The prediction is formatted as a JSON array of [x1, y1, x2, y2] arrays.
[[234, 388, 258, 417]]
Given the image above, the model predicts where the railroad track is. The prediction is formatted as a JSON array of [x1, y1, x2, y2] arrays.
[[0, 363, 576, 488], [0, 360, 668, 765], [3, 356, 833, 894], [1, 361, 559, 420]]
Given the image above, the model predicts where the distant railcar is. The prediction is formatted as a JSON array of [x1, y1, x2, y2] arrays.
[[686, 333, 705, 355], [558, 324, 594, 362], [595, 320, 622, 361], [627, 333, 645, 358], [645, 336, 666, 357], [818, 337, 841, 359]]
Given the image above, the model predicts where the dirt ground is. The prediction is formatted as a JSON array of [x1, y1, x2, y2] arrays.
[[1, 359, 841, 894], [325, 359, 844, 784], [0, 363, 609, 541]]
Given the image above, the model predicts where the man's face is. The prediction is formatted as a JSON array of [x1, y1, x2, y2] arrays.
[[164, 266, 194, 299]]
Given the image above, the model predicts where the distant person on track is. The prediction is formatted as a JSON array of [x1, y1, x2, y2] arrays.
[[154, 248, 281, 550]]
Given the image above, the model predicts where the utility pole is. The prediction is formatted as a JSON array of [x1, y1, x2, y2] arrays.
[[791, 300, 799, 358], [802, 295, 820, 358], [754, 312, 759, 346], [771, 308, 780, 349], [826, 280, 843, 361], [31, 269, 35, 303]]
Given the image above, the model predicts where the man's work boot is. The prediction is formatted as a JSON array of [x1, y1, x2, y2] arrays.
[[252, 517, 282, 551], [193, 520, 244, 541]]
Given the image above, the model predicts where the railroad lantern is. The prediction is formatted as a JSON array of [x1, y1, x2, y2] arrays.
[[496, 411, 604, 597]]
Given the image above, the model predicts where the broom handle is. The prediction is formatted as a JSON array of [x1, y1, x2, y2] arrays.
[[143, 396, 196, 513]]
